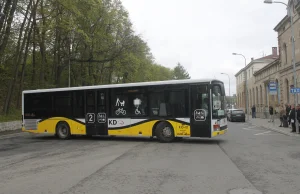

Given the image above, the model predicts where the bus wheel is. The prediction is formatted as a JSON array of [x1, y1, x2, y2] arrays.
[[155, 122, 174, 143], [56, 122, 71, 140]]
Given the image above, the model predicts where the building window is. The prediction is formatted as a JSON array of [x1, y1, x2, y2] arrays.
[[283, 43, 287, 65], [285, 79, 289, 103], [276, 79, 280, 103]]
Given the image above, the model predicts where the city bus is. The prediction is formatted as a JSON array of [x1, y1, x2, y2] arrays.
[[22, 79, 227, 142]]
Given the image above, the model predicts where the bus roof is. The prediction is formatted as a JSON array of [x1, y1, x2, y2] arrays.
[[23, 78, 223, 94]]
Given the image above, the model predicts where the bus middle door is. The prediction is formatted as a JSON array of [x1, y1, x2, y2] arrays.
[[85, 90, 108, 136]]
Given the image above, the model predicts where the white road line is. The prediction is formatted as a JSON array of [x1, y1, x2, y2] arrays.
[[254, 131, 272, 135], [243, 128, 257, 130], [242, 126, 260, 130]]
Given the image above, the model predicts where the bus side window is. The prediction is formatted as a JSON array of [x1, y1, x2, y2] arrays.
[[167, 90, 187, 117], [127, 93, 148, 117], [112, 94, 128, 117], [159, 103, 167, 116], [149, 92, 164, 116]]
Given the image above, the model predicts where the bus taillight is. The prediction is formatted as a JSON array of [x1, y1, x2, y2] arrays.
[[213, 124, 220, 131]]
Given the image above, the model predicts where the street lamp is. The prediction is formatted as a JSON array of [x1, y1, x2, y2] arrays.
[[233, 52, 249, 121], [221, 73, 231, 108], [264, 0, 298, 133]]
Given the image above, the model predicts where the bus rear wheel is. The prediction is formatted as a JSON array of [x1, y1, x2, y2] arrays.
[[155, 121, 175, 143], [56, 121, 71, 140]]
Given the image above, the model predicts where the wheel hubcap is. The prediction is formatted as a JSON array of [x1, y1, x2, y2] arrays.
[[162, 126, 172, 137], [58, 126, 68, 137]]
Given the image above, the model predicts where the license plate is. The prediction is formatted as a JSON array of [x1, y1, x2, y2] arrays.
[[236, 114, 241, 116]]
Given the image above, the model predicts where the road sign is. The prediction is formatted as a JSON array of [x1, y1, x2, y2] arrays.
[[269, 81, 277, 95], [290, 88, 300, 93]]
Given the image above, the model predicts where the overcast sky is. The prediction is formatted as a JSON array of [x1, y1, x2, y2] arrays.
[[121, 0, 287, 96]]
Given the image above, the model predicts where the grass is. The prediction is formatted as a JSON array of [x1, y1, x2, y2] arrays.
[[0, 109, 21, 122]]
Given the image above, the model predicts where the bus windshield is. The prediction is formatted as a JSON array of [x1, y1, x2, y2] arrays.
[[212, 84, 226, 119]]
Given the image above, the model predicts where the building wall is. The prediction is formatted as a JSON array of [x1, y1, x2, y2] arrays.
[[253, 62, 281, 118], [276, 3, 300, 106], [236, 60, 277, 112], [277, 11, 300, 68]]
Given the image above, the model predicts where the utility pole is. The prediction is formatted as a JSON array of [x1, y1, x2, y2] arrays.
[[233, 53, 249, 121]]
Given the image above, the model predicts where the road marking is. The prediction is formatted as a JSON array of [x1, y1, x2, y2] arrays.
[[242, 126, 260, 130], [254, 131, 272, 135], [243, 128, 256, 130]]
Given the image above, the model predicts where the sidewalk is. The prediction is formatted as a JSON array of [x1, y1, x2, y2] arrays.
[[247, 116, 300, 137]]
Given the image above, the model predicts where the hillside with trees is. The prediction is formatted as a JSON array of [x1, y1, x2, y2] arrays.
[[0, 0, 190, 120]]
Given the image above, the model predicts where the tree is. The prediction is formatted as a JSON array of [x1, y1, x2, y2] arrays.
[[173, 63, 190, 80], [0, 0, 182, 115]]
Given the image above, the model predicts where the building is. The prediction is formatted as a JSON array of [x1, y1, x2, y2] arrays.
[[235, 0, 300, 116], [253, 59, 280, 118], [235, 47, 278, 112], [273, 0, 300, 106]]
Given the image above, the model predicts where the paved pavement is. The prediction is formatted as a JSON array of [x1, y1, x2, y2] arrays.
[[1, 123, 300, 194], [222, 121, 300, 194], [246, 115, 300, 137]]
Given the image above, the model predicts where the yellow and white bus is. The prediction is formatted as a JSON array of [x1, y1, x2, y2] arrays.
[[22, 79, 227, 142]]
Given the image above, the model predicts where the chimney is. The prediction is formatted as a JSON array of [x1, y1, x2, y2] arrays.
[[272, 47, 278, 56], [251, 58, 254, 61]]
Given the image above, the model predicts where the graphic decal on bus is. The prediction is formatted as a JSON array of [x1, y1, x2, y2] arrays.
[[115, 98, 125, 106], [115, 108, 126, 115], [134, 98, 142, 115], [108, 119, 147, 128], [86, 113, 95, 123], [97, 113, 106, 123], [194, 109, 206, 121]]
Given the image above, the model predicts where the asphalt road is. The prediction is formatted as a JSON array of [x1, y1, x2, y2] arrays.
[[0, 122, 300, 194]]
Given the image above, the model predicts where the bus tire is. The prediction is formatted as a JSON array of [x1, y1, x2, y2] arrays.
[[155, 121, 174, 143], [56, 121, 71, 140]]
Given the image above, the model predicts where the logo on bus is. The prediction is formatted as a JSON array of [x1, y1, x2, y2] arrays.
[[194, 109, 206, 121], [108, 119, 124, 126]]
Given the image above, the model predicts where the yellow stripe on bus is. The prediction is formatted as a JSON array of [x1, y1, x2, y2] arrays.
[[23, 117, 86, 135], [23, 118, 191, 137]]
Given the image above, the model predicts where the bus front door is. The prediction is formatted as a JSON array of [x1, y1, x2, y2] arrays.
[[85, 90, 108, 136], [190, 84, 211, 137]]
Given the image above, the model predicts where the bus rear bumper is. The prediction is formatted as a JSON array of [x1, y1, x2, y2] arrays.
[[212, 129, 227, 137]]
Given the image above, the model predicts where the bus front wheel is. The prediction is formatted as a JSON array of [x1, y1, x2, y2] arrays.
[[155, 121, 175, 143], [56, 121, 71, 140]]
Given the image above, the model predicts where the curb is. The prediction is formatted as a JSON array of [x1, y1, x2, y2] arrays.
[[259, 125, 300, 137]]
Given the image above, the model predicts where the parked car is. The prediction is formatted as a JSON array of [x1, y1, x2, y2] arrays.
[[227, 109, 245, 122], [226, 109, 235, 120]]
